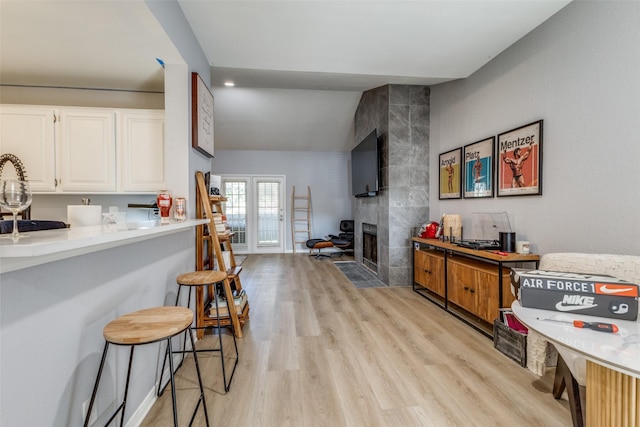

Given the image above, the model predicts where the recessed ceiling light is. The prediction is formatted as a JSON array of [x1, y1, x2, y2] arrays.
[[224, 81, 235, 87]]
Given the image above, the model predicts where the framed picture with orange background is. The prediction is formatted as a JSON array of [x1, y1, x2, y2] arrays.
[[439, 147, 462, 200], [497, 120, 543, 197]]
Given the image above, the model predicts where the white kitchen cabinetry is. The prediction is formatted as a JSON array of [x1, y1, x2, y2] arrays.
[[57, 108, 117, 192], [118, 109, 166, 192], [0, 105, 57, 192], [0, 104, 165, 194]]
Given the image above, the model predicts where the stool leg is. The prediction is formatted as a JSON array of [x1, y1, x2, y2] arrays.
[[212, 285, 229, 390], [84, 342, 109, 427], [215, 281, 239, 392], [167, 338, 179, 427], [118, 346, 136, 427], [158, 286, 191, 397], [187, 328, 210, 426], [86, 344, 135, 427]]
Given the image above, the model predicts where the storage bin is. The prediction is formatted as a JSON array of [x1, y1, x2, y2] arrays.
[[493, 319, 527, 367]]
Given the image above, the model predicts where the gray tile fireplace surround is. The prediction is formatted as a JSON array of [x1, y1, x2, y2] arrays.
[[353, 84, 430, 287]]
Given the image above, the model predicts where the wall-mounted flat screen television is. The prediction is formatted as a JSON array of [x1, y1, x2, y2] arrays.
[[351, 129, 379, 198]]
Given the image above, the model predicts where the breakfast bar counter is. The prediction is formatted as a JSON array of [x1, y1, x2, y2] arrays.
[[0, 219, 208, 273], [0, 218, 208, 426]]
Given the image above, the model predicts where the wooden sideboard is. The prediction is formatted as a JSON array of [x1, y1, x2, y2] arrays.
[[412, 237, 540, 336]]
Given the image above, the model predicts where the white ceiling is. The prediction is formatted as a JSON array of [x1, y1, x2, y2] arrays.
[[0, 0, 571, 152]]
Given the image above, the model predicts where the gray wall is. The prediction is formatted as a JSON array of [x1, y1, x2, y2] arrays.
[[354, 85, 430, 286], [211, 149, 352, 252], [430, 0, 640, 257]]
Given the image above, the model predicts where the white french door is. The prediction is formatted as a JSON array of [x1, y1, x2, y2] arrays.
[[221, 175, 285, 254]]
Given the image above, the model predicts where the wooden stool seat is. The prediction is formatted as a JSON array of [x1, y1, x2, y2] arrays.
[[103, 306, 193, 345], [177, 270, 228, 286]]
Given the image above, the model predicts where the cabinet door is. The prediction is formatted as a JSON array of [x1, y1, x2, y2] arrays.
[[118, 110, 165, 192], [57, 108, 116, 192], [447, 259, 478, 313], [414, 249, 444, 296], [475, 269, 500, 323], [0, 105, 57, 192]]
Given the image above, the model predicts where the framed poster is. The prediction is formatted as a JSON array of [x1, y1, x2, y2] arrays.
[[191, 72, 215, 158], [438, 147, 462, 200], [463, 136, 495, 198], [497, 120, 543, 197]]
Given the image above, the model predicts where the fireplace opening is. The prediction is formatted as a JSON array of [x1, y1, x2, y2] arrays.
[[362, 223, 377, 272]]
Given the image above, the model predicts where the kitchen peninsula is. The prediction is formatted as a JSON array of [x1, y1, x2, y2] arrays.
[[0, 219, 207, 426]]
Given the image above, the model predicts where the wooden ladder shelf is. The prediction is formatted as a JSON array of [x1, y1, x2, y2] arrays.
[[291, 185, 312, 254], [195, 171, 249, 338]]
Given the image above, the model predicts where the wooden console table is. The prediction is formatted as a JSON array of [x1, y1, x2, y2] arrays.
[[412, 237, 539, 337]]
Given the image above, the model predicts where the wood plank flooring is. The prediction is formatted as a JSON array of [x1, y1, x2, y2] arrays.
[[141, 254, 572, 426]]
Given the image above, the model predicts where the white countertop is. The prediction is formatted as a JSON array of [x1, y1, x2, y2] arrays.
[[512, 301, 640, 379], [0, 219, 208, 273]]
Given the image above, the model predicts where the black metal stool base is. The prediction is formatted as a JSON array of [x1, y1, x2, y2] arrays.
[[85, 328, 209, 427], [158, 282, 239, 396]]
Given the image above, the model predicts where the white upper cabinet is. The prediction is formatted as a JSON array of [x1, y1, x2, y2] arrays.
[[118, 109, 166, 192], [0, 104, 165, 194], [0, 105, 57, 191], [57, 108, 117, 192]]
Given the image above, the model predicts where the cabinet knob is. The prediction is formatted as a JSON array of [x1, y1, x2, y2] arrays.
[[424, 269, 431, 274], [463, 286, 469, 291], [469, 288, 475, 293]]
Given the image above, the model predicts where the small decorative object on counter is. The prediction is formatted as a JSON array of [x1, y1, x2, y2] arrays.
[[174, 197, 186, 222], [516, 240, 530, 254], [156, 190, 172, 224]]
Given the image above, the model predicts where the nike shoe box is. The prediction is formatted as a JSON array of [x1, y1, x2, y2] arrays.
[[510, 268, 639, 321]]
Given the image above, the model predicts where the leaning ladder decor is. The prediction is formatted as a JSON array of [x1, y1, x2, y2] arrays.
[[291, 186, 312, 254]]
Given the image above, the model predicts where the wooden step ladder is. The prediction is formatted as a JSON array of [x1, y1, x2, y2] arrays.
[[291, 186, 312, 254]]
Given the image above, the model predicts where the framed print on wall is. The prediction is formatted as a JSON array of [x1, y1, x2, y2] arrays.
[[439, 147, 462, 200], [463, 136, 495, 198], [497, 120, 543, 197], [191, 72, 215, 158]]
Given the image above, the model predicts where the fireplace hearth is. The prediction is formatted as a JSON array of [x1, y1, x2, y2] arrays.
[[362, 223, 377, 272]]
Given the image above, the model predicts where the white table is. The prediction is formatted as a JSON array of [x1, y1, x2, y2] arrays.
[[512, 301, 639, 427]]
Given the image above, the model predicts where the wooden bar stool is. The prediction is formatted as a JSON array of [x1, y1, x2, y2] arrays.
[[158, 270, 239, 395], [84, 306, 209, 427]]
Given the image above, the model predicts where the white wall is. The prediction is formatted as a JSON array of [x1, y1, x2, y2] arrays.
[[212, 150, 353, 252], [430, 0, 640, 256]]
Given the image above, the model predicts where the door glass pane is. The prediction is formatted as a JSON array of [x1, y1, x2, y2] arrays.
[[257, 181, 279, 246], [223, 181, 246, 245]]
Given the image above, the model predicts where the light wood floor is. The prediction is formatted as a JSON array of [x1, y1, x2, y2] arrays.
[[141, 254, 572, 426]]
